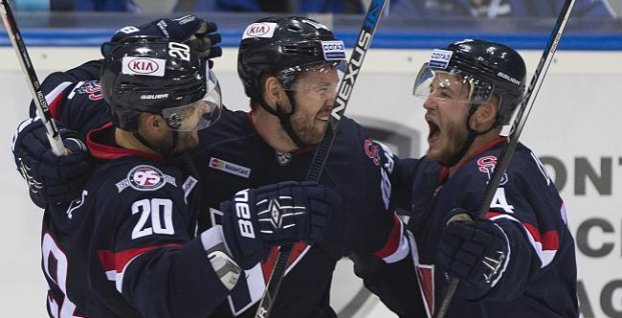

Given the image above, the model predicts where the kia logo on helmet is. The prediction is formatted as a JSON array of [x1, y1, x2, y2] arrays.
[[242, 22, 277, 39], [246, 23, 269, 36], [127, 58, 160, 74]]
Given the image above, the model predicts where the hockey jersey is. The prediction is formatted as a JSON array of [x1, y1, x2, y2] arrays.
[[32, 60, 424, 317], [192, 108, 423, 317], [35, 66, 246, 317], [402, 137, 578, 317]]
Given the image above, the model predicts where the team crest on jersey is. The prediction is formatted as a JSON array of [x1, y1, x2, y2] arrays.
[[275, 151, 292, 166], [115, 165, 176, 192], [73, 80, 103, 101], [477, 155, 508, 186], [364, 139, 382, 166], [209, 157, 251, 178]]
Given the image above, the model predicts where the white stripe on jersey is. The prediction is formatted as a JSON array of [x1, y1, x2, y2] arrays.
[[488, 214, 557, 268], [46, 81, 73, 103]]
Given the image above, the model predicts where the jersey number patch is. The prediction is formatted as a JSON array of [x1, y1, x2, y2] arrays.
[[42, 233, 78, 318], [131, 198, 175, 239]]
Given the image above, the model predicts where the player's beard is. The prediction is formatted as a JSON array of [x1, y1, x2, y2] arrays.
[[427, 121, 469, 166], [154, 129, 199, 154], [289, 106, 331, 146]]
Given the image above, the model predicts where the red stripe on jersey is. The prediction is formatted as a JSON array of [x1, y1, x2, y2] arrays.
[[43, 81, 72, 120], [48, 91, 64, 120], [260, 242, 308, 282], [540, 231, 560, 250], [97, 244, 181, 272], [487, 212, 560, 250], [374, 213, 402, 259]]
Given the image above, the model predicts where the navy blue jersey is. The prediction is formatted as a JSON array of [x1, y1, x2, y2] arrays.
[[403, 138, 578, 317], [192, 108, 423, 317], [32, 60, 424, 317], [36, 68, 243, 317]]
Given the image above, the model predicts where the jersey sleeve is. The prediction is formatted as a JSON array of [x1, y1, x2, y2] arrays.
[[341, 130, 425, 316], [88, 164, 233, 317], [29, 60, 110, 137], [477, 146, 568, 301]]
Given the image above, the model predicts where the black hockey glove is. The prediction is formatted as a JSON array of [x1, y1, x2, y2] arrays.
[[102, 15, 222, 67], [221, 181, 340, 269], [11, 118, 92, 208], [436, 209, 510, 300]]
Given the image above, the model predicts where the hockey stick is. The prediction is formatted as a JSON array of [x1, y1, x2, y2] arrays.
[[253, 1, 388, 317], [0, 0, 65, 156], [433, 1, 577, 317]]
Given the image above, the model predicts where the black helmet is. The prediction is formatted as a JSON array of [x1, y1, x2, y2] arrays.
[[101, 36, 221, 131], [414, 39, 526, 126], [237, 16, 346, 100]]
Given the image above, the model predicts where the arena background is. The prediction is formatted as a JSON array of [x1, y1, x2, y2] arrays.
[[1, 3, 621, 317]]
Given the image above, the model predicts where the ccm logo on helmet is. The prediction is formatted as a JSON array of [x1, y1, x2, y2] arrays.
[[242, 22, 277, 39], [122, 57, 166, 77], [233, 190, 256, 239]]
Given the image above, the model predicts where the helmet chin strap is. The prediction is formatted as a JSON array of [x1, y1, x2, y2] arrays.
[[257, 90, 307, 148], [132, 129, 179, 159]]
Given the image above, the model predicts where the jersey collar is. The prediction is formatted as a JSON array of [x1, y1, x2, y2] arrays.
[[439, 136, 505, 183], [86, 122, 166, 163]]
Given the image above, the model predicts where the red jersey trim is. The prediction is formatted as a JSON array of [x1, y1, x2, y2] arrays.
[[86, 122, 165, 163]]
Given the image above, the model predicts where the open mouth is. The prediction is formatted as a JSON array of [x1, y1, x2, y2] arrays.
[[427, 118, 441, 142], [317, 107, 333, 121]]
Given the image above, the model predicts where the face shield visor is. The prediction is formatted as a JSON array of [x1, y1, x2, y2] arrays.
[[278, 61, 346, 100], [162, 69, 222, 131], [413, 62, 494, 106]]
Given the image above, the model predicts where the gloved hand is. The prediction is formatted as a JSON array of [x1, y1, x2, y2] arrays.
[[102, 15, 222, 67], [11, 118, 92, 208], [221, 181, 340, 269], [436, 209, 510, 299]]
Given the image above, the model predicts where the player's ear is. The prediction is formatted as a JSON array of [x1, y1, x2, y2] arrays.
[[263, 76, 284, 110], [472, 94, 500, 132], [141, 113, 166, 133]]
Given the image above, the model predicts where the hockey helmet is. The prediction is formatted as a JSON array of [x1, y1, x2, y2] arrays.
[[237, 16, 347, 100], [101, 36, 222, 132], [413, 39, 526, 126]]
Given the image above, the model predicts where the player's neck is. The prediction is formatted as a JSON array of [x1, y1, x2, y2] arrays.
[[115, 128, 159, 155], [448, 129, 501, 176], [251, 108, 299, 153]]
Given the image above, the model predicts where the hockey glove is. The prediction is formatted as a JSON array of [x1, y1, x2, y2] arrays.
[[436, 209, 510, 300], [102, 15, 222, 67], [11, 118, 92, 208], [221, 181, 340, 269]]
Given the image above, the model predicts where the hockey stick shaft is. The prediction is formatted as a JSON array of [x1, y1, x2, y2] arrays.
[[0, 0, 65, 156], [433, 1, 576, 317], [253, 1, 388, 317]]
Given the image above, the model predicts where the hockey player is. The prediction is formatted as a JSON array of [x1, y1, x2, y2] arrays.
[[393, 39, 578, 317], [11, 34, 338, 317], [194, 16, 422, 317], [12, 16, 423, 317]]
